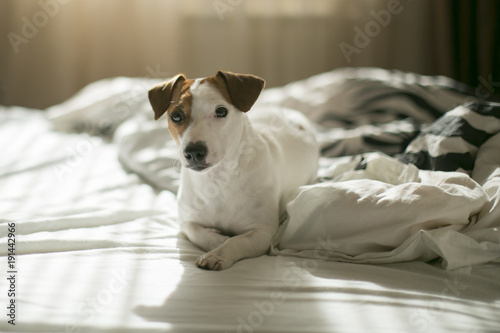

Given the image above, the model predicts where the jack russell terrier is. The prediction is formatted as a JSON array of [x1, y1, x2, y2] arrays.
[[148, 71, 318, 270]]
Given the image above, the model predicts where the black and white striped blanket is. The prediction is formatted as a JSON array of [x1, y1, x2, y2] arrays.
[[255, 67, 498, 164], [399, 101, 500, 173]]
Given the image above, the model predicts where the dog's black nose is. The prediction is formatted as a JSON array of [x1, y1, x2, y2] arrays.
[[184, 142, 208, 163]]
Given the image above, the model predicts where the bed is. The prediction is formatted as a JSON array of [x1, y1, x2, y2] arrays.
[[1, 67, 499, 333]]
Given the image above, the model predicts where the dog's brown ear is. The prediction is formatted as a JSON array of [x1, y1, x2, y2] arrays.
[[216, 71, 265, 112], [148, 74, 186, 120]]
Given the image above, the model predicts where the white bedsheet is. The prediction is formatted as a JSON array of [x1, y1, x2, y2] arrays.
[[1, 69, 500, 332]]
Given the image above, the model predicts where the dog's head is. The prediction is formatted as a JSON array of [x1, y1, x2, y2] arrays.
[[148, 71, 265, 172]]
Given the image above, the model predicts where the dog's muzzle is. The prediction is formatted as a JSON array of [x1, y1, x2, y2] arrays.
[[184, 141, 210, 171]]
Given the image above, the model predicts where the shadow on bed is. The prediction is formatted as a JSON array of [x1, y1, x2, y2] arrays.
[[133, 235, 500, 333], [134, 234, 333, 332]]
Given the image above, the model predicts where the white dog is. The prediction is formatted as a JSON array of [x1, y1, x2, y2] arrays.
[[148, 71, 318, 270]]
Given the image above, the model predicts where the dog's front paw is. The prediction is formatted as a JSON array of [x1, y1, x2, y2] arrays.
[[195, 252, 231, 271]]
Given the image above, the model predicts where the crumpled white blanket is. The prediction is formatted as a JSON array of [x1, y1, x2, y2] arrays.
[[272, 152, 500, 270]]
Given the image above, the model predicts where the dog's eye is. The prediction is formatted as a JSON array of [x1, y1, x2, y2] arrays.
[[170, 110, 185, 124], [215, 106, 228, 118]]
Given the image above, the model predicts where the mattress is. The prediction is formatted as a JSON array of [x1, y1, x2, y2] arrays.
[[1, 68, 499, 333]]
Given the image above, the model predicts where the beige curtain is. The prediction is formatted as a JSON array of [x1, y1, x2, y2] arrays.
[[0, 0, 444, 109]]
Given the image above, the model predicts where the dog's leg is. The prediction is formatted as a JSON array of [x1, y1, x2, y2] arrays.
[[182, 222, 230, 252], [195, 227, 273, 271]]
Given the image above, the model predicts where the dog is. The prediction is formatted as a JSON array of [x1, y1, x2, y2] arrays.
[[148, 71, 319, 270]]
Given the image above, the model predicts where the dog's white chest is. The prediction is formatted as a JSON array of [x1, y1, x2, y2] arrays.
[[177, 162, 276, 235]]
